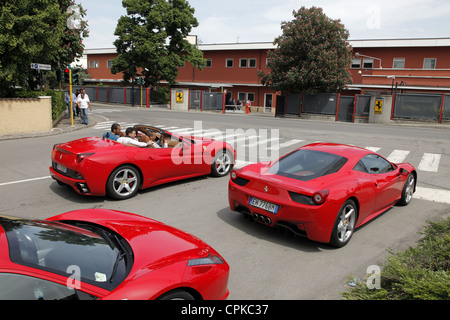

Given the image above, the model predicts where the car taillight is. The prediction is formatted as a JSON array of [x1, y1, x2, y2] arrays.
[[312, 190, 329, 205], [76, 152, 95, 164]]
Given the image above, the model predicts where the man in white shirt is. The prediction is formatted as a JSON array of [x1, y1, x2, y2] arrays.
[[76, 89, 92, 125], [117, 127, 153, 147]]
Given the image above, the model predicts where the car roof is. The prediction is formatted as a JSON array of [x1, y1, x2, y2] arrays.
[[301, 143, 372, 159]]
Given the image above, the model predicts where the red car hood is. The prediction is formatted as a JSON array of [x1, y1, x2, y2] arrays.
[[47, 209, 212, 278]]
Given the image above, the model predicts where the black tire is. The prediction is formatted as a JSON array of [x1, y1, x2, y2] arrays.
[[211, 149, 233, 177], [397, 173, 415, 206], [156, 289, 196, 300], [329, 199, 358, 248], [106, 165, 140, 200]]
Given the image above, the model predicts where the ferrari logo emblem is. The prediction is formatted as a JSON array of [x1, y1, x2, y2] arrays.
[[264, 186, 268, 192]]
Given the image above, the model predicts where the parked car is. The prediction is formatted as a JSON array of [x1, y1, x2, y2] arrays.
[[228, 143, 417, 247], [0, 209, 229, 300], [50, 125, 235, 200]]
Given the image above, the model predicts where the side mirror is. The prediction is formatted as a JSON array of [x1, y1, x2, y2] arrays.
[[399, 168, 409, 176]]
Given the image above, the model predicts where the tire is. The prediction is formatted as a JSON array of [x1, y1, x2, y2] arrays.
[[106, 165, 140, 200], [397, 173, 415, 206], [329, 199, 357, 248], [211, 149, 233, 177], [157, 290, 196, 300]]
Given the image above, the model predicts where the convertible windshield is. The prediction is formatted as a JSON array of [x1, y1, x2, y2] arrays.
[[0, 218, 130, 291], [267, 149, 348, 181]]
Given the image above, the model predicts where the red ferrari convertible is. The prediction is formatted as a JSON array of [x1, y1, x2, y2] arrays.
[[0, 209, 229, 300], [228, 143, 417, 247], [50, 125, 235, 200]]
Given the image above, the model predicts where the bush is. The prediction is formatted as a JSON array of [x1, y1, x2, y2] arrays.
[[15, 90, 66, 121], [342, 217, 450, 300]]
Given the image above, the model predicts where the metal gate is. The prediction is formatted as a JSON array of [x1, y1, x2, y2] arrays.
[[202, 92, 224, 111], [190, 90, 201, 109], [337, 96, 355, 122]]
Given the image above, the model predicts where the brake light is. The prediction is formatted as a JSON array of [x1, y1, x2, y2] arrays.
[[76, 152, 95, 164], [312, 190, 329, 205]]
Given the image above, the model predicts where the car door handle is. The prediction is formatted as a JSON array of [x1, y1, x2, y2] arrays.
[[149, 155, 154, 160]]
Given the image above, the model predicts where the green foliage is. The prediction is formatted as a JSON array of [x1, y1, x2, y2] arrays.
[[342, 217, 450, 300], [0, 0, 89, 97], [258, 6, 352, 95], [111, 0, 205, 87]]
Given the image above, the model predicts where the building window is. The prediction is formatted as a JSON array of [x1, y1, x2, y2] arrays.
[[393, 58, 405, 69], [423, 58, 437, 69], [205, 58, 212, 68], [351, 58, 361, 69], [239, 58, 247, 68], [226, 59, 233, 68], [363, 58, 373, 69], [238, 92, 246, 101], [237, 92, 255, 102], [89, 60, 99, 68], [107, 60, 112, 68], [248, 58, 257, 68], [247, 92, 255, 102]]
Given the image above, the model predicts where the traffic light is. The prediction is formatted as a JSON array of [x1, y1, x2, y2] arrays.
[[64, 68, 70, 84], [136, 77, 144, 86], [72, 68, 79, 85]]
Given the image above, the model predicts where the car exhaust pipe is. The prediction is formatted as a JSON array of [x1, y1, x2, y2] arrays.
[[253, 213, 271, 225]]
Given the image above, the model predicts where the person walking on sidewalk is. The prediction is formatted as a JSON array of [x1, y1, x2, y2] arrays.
[[76, 89, 92, 125]]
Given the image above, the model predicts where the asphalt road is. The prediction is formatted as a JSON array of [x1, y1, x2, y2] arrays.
[[1, 104, 449, 299]]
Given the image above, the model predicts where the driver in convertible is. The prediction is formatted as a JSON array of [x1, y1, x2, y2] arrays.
[[117, 127, 153, 147]]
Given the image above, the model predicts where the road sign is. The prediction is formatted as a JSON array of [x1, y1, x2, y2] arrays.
[[30, 63, 52, 71], [375, 99, 383, 114], [176, 91, 183, 103]]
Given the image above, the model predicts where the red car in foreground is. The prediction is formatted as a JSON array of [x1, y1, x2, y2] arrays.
[[228, 143, 417, 247], [0, 209, 229, 300], [50, 125, 235, 200]]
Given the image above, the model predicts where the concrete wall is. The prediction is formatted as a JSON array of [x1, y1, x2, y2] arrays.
[[0, 96, 52, 135], [170, 88, 189, 111]]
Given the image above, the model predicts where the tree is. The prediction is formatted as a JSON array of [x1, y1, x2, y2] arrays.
[[258, 6, 352, 95], [0, 0, 89, 97], [111, 0, 205, 88]]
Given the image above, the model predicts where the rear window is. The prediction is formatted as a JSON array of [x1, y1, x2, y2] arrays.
[[267, 149, 347, 181]]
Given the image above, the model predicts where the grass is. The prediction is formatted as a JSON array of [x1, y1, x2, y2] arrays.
[[342, 217, 450, 300]]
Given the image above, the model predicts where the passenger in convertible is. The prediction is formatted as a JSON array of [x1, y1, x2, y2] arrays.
[[102, 123, 124, 141], [117, 127, 153, 147]]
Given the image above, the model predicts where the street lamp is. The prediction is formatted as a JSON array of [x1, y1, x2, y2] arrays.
[[355, 52, 382, 69], [128, 10, 137, 107]]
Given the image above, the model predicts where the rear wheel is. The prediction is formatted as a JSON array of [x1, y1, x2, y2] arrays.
[[211, 149, 233, 177], [106, 165, 140, 200], [330, 199, 357, 248], [157, 289, 196, 300]]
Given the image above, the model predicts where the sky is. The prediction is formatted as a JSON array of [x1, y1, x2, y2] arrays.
[[78, 0, 450, 49]]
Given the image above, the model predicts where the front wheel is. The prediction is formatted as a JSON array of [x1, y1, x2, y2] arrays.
[[397, 173, 415, 206], [329, 199, 357, 248], [211, 149, 233, 177], [106, 165, 140, 200]]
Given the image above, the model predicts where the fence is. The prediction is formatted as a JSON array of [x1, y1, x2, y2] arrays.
[[276, 92, 449, 124], [72, 85, 150, 107]]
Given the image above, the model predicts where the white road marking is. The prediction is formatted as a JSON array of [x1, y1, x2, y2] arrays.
[[418, 153, 441, 172], [365, 146, 381, 153], [0, 176, 52, 187], [387, 149, 410, 163]]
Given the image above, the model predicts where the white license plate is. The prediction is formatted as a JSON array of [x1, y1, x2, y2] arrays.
[[249, 197, 279, 214], [56, 163, 67, 173]]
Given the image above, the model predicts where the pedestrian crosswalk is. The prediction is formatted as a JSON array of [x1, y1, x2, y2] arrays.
[[92, 121, 443, 173]]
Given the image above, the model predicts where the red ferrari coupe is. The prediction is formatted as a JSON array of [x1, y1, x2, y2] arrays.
[[228, 143, 417, 247], [0, 209, 229, 300], [50, 125, 235, 200]]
